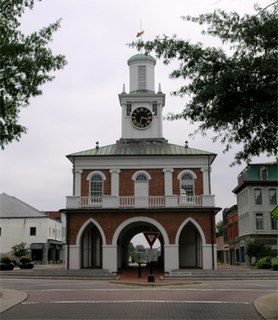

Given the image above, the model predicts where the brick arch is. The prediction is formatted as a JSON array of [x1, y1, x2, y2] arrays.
[[112, 216, 169, 246], [175, 217, 206, 245], [76, 218, 107, 246]]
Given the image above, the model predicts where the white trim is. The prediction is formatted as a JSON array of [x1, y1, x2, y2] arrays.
[[111, 216, 169, 246], [177, 170, 197, 180], [86, 170, 107, 181], [175, 217, 206, 245], [76, 218, 107, 246], [131, 170, 151, 180]]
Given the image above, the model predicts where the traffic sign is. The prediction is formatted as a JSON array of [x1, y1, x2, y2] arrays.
[[143, 231, 160, 248], [145, 248, 158, 262]]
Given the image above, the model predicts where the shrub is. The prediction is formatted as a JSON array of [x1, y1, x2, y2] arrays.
[[1, 256, 11, 264], [256, 257, 272, 269], [19, 256, 31, 264], [271, 258, 278, 271]]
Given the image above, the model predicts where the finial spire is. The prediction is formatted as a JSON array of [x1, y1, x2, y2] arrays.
[[158, 83, 162, 93], [122, 83, 126, 94]]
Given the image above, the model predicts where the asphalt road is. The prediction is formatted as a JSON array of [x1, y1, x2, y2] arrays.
[[1, 278, 277, 320]]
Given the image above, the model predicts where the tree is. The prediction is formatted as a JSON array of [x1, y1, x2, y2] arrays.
[[131, 4, 277, 165], [10, 242, 30, 259], [0, 0, 67, 149], [216, 220, 223, 236], [246, 239, 274, 261]]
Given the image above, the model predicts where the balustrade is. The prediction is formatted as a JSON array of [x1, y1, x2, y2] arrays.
[[66, 194, 214, 209]]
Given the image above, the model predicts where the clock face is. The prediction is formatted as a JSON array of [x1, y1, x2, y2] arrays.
[[131, 107, 153, 129]]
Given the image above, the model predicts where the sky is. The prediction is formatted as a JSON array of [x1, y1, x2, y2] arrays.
[[0, 0, 274, 248]]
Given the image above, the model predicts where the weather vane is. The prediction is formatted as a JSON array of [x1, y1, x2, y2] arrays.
[[136, 20, 144, 51]]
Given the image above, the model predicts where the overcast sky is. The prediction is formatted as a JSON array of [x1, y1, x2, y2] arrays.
[[1, 0, 274, 240]]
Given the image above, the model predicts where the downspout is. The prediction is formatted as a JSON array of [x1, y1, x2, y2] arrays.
[[66, 212, 70, 270], [208, 155, 215, 269], [73, 157, 76, 196], [211, 211, 215, 270], [67, 157, 75, 270]]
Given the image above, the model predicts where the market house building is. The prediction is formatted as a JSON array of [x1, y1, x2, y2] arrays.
[[62, 54, 220, 273]]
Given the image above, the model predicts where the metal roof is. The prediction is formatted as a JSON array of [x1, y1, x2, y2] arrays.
[[67, 139, 216, 161], [0, 193, 46, 218], [128, 54, 156, 65]]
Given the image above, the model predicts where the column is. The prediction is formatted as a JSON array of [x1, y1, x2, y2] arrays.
[[110, 169, 121, 196], [163, 168, 173, 195], [201, 168, 210, 195], [73, 169, 83, 196]]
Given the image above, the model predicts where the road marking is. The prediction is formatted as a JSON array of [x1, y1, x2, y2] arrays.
[[23, 300, 250, 305]]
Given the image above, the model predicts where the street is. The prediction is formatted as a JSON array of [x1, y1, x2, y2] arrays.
[[1, 278, 277, 319]]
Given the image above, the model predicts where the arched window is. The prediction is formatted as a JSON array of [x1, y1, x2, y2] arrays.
[[180, 173, 194, 197], [132, 171, 151, 207], [90, 174, 103, 203], [136, 173, 148, 181]]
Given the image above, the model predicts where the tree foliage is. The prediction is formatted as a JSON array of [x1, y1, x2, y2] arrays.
[[131, 4, 277, 164], [216, 220, 223, 236], [246, 239, 274, 260], [0, 0, 67, 149], [10, 242, 30, 258]]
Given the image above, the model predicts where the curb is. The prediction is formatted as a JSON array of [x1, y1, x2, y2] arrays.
[[0, 289, 28, 313], [254, 292, 278, 320]]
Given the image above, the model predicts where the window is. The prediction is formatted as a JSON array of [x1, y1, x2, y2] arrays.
[[269, 189, 277, 205], [152, 103, 158, 116], [0, 227, 1, 236], [254, 188, 262, 205], [30, 227, 36, 236], [126, 103, 132, 116], [90, 174, 103, 202], [180, 173, 194, 197], [138, 65, 146, 90], [136, 173, 148, 181], [260, 167, 268, 180], [255, 213, 264, 230], [271, 215, 278, 230]]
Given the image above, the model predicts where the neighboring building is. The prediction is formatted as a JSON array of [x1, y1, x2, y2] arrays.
[[0, 193, 65, 264], [62, 54, 221, 273], [233, 162, 278, 264], [222, 205, 240, 265]]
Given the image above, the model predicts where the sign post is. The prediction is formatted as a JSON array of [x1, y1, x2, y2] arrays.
[[143, 231, 160, 282]]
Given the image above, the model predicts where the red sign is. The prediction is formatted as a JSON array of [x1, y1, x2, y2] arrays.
[[143, 232, 160, 248]]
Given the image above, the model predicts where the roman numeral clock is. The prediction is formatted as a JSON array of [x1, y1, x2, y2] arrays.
[[131, 107, 153, 129], [119, 54, 165, 140]]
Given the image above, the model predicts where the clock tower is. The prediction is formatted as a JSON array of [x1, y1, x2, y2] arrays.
[[118, 54, 165, 140]]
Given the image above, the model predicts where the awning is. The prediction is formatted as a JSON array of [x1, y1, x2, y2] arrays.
[[30, 243, 44, 249]]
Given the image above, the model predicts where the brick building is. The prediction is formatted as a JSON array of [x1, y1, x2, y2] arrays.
[[62, 54, 220, 273], [223, 205, 239, 265]]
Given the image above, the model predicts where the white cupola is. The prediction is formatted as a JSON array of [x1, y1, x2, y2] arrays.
[[119, 54, 165, 140], [127, 54, 156, 93]]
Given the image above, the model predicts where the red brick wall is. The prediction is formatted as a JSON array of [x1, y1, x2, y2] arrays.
[[68, 209, 215, 245], [81, 169, 111, 196], [173, 169, 203, 195], [81, 168, 203, 197]]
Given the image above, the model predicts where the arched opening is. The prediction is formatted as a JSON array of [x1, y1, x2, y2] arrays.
[[178, 221, 203, 268], [115, 221, 164, 272], [81, 222, 103, 268]]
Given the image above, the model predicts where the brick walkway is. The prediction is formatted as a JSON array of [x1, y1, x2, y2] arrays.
[[117, 266, 164, 283]]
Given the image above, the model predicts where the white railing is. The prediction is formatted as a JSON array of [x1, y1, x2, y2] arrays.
[[178, 195, 202, 207], [66, 195, 215, 209], [119, 196, 165, 208], [81, 197, 103, 207]]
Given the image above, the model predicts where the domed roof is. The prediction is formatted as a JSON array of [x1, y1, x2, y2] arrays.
[[128, 53, 156, 65]]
